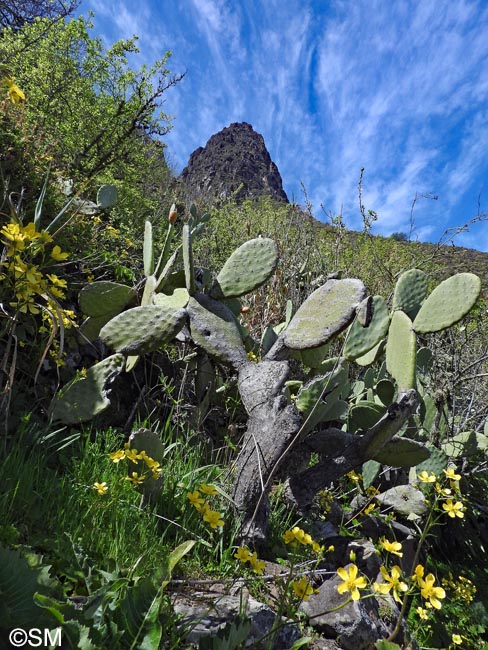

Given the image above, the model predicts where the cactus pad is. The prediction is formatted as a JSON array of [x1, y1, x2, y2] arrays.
[[210, 238, 278, 299], [143, 220, 154, 277], [386, 310, 416, 392], [283, 279, 366, 350], [348, 401, 386, 433], [153, 288, 190, 310], [127, 428, 165, 501], [52, 353, 125, 423], [79, 281, 136, 318], [187, 293, 248, 367], [183, 224, 196, 296], [375, 379, 395, 406], [372, 437, 430, 467], [100, 306, 187, 355], [355, 339, 385, 366], [96, 184, 118, 208], [413, 272, 481, 333], [392, 269, 428, 318], [344, 295, 390, 360]]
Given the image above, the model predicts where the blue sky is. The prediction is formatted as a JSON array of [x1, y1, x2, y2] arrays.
[[79, 0, 488, 251]]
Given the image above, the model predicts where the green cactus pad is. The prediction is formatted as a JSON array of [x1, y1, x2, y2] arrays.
[[141, 275, 157, 307], [344, 295, 390, 360], [51, 353, 125, 423], [187, 293, 248, 367], [441, 430, 479, 458], [412, 447, 448, 479], [355, 339, 385, 366], [210, 238, 278, 299], [297, 343, 330, 368], [362, 460, 381, 489], [375, 379, 395, 406], [392, 269, 428, 318], [100, 306, 187, 355], [372, 437, 430, 467], [413, 272, 481, 333], [78, 314, 113, 343], [348, 401, 386, 433], [376, 484, 428, 516], [143, 220, 154, 277], [386, 311, 416, 392], [79, 281, 136, 318], [153, 288, 190, 310], [356, 295, 374, 327], [283, 279, 366, 350], [297, 377, 348, 434], [183, 224, 196, 296], [96, 184, 118, 208], [296, 367, 348, 415]]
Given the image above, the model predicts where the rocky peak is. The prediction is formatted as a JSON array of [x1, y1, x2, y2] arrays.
[[179, 122, 288, 204]]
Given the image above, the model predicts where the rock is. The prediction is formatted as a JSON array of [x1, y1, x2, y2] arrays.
[[180, 122, 288, 204], [375, 484, 428, 517], [173, 591, 300, 649]]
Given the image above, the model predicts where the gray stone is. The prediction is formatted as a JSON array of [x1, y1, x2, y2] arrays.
[[174, 592, 300, 649]]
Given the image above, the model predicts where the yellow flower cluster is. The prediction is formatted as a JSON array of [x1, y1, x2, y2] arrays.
[[187, 484, 224, 530], [282, 526, 324, 553], [373, 565, 408, 604], [0, 221, 71, 320], [109, 443, 163, 485], [93, 481, 108, 496], [412, 564, 446, 609], [417, 466, 465, 519], [292, 576, 319, 601], [442, 573, 476, 604], [234, 546, 265, 575], [1, 75, 25, 104]]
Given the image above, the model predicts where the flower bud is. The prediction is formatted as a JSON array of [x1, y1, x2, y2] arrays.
[[168, 203, 177, 225]]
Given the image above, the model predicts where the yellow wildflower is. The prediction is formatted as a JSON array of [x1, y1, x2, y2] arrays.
[[126, 472, 145, 485], [109, 449, 126, 463], [234, 547, 252, 563], [373, 565, 408, 604], [3, 76, 25, 103], [51, 245, 69, 261], [418, 470, 436, 483], [412, 564, 425, 584], [364, 503, 376, 515], [452, 634, 462, 645], [249, 551, 265, 575], [442, 499, 465, 519], [187, 490, 205, 509], [93, 481, 108, 495], [337, 564, 367, 601], [421, 573, 446, 609], [347, 470, 361, 483], [202, 508, 224, 529], [292, 577, 318, 601], [282, 529, 296, 544], [380, 538, 403, 557], [199, 483, 218, 495], [444, 467, 461, 482], [124, 447, 142, 463], [416, 606, 429, 620]]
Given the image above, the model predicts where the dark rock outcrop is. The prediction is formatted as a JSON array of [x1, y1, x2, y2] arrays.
[[180, 122, 288, 204]]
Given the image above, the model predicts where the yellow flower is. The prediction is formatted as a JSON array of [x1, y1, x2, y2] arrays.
[[421, 573, 446, 609], [51, 245, 69, 261], [109, 449, 126, 463], [199, 483, 218, 495], [3, 76, 25, 103], [452, 634, 462, 645], [292, 577, 318, 601], [364, 503, 376, 515], [412, 564, 425, 584], [124, 447, 142, 463], [312, 541, 324, 553], [418, 470, 436, 483], [416, 606, 429, 620], [337, 564, 367, 601], [93, 481, 108, 495], [373, 565, 408, 604], [435, 483, 452, 496], [380, 538, 403, 557], [187, 490, 205, 508], [249, 551, 265, 575], [202, 508, 224, 529], [442, 499, 465, 519], [444, 468, 461, 481], [126, 472, 145, 485], [234, 547, 252, 563], [347, 470, 361, 483]]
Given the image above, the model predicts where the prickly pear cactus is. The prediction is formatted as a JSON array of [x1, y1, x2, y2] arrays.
[[143, 220, 154, 277], [187, 294, 248, 367], [100, 306, 187, 355], [412, 272, 481, 333], [392, 269, 428, 319], [209, 238, 278, 299], [386, 310, 416, 392], [153, 288, 190, 310], [183, 224, 196, 296], [51, 354, 125, 424], [283, 278, 366, 350], [79, 281, 136, 318], [344, 295, 390, 360], [96, 184, 118, 209], [372, 437, 430, 467]]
